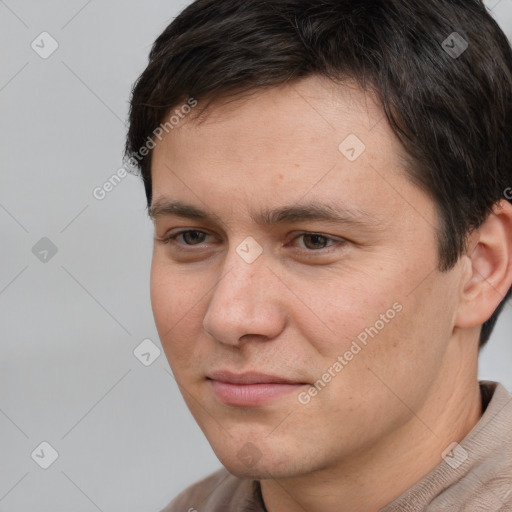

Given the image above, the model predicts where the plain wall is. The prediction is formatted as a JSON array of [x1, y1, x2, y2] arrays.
[[0, 1, 511, 510]]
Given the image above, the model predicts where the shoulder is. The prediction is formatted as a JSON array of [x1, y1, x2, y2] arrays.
[[382, 381, 512, 511], [159, 467, 260, 512]]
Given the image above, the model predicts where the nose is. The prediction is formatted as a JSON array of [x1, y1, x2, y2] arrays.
[[202, 246, 286, 346]]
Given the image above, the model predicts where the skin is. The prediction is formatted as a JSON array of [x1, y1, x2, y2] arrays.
[[149, 75, 512, 512]]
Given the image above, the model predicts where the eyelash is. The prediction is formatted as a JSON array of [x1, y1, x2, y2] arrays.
[[157, 229, 345, 253]]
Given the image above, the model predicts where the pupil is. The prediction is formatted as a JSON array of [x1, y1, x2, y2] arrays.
[[184, 231, 204, 244], [305, 234, 326, 249]]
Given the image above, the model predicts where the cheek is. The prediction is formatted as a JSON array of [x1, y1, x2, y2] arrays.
[[319, 275, 459, 418], [150, 254, 203, 323], [150, 260, 175, 330], [289, 266, 403, 358], [150, 257, 205, 368], [287, 260, 445, 407]]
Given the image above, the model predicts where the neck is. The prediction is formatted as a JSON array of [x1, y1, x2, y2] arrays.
[[260, 334, 482, 512]]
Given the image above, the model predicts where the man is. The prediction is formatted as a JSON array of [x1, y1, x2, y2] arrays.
[[125, 0, 512, 510]]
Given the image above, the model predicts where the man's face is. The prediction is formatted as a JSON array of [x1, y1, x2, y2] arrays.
[[150, 76, 465, 479]]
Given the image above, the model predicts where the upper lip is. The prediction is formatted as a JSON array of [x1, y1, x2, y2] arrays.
[[207, 370, 305, 385]]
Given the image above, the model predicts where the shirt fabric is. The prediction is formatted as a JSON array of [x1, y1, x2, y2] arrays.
[[161, 380, 512, 511]]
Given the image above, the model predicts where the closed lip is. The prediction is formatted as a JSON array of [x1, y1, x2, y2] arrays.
[[207, 370, 306, 385]]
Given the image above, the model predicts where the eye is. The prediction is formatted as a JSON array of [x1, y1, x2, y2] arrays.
[[158, 229, 211, 246], [156, 229, 346, 256], [290, 232, 345, 251]]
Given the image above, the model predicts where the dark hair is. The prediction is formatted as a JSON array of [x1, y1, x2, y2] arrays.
[[125, 0, 512, 348]]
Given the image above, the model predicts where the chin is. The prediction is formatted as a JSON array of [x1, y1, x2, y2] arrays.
[[213, 443, 306, 481], [222, 461, 268, 480]]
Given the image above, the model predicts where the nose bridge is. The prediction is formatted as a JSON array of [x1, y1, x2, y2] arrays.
[[210, 243, 266, 319], [202, 242, 284, 344]]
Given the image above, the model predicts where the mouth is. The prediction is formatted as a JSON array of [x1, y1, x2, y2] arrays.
[[206, 370, 308, 407]]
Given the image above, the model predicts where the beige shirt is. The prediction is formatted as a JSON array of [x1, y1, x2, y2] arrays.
[[161, 381, 512, 511]]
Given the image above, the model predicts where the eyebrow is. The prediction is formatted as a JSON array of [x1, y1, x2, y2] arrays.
[[148, 198, 379, 229]]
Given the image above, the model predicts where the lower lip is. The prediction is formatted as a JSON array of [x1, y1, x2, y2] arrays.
[[208, 379, 305, 406]]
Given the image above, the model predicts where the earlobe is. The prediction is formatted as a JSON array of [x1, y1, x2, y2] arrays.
[[455, 200, 512, 329]]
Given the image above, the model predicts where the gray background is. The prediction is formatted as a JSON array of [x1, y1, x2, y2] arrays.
[[0, 1, 511, 511]]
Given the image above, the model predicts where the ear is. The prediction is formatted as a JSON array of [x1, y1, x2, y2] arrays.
[[455, 199, 512, 329]]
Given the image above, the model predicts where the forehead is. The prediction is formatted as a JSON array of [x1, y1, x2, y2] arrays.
[[158, 76, 390, 154], [150, 76, 420, 224]]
